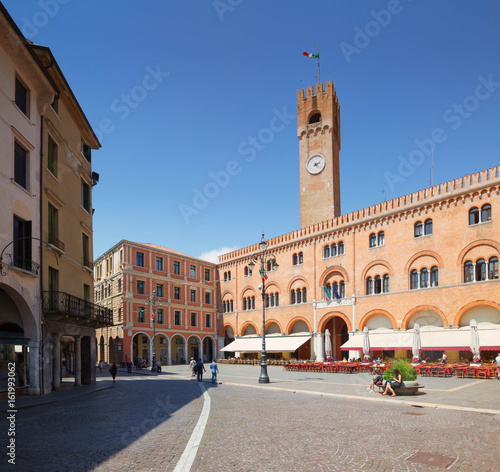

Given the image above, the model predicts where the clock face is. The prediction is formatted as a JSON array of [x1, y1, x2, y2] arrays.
[[306, 154, 325, 174]]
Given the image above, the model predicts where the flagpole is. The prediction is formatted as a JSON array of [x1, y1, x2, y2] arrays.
[[317, 45, 320, 84]]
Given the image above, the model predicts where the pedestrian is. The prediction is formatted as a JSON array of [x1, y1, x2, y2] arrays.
[[381, 368, 402, 397], [98, 360, 103, 373], [196, 358, 205, 382], [156, 360, 161, 373], [109, 363, 118, 383], [126, 361, 133, 375], [190, 357, 196, 377], [210, 359, 219, 384], [495, 352, 500, 380]]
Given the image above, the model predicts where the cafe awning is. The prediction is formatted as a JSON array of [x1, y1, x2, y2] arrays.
[[341, 325, 500, 351], [221, 334, 311, 353]]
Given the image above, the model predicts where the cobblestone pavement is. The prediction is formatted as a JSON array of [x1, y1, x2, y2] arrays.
[[3, 367, 500, 471]]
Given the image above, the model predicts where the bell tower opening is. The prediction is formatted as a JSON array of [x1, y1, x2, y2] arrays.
[[297, 81, 341, 227]]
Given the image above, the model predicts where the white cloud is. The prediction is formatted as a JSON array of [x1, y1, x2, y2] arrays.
[[198, 246, 239, 263]]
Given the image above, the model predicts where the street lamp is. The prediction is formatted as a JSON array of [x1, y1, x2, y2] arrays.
[[248, 233, 279, 383], [146, 286, 161, 373]]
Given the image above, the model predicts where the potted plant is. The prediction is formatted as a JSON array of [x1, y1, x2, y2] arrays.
[[383, 358, 418, 386]]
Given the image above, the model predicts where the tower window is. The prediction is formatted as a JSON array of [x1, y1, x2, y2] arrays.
[[309, 113, 321, 124]]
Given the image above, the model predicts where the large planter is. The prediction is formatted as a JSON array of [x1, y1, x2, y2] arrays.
[[395, 380, 423, 395]]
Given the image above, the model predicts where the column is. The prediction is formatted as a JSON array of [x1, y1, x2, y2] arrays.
[[75, 335, 82, 386], [148, 336, 153, 366], [183, 339, 188, 364], [167, 337, 172, 365], [28, 340, 40, 395], [53, 334, 61, 390], [313, 332, 325, 362]]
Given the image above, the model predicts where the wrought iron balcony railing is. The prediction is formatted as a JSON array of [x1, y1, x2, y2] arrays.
[[84, 259, 94, 270], [7, 254, 40, 276], [48, 235, 65, 252], [42, 291, 113, 327]]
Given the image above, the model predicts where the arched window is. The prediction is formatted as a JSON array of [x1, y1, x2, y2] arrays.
[[383, 274, 389, 293], [374, 275, 382, 294], [292, 253, 298, 265], [481, 204, 492, 222], [331, 244, 337, 257], [489, 257, 499, 279], [430, 266, 439, 287], [338, 241, 345, 255], [377, 231, 385, 246], [414, 222, 423, 238], [291, 290, 296, 304], [476, 258, 487, 281], [230, 300, 233, 312], [309, 113, 321, 124], [424, 219, 433, 235], [464, 261, 474, 283], [469, 207, 480, 225], [296, 289, 302, 304], [420, 268, 429, 288], [410, 270, 418, 289], [339, 280, 345, 298], [228, 271, 231, 280], [244, 266, 251, 277], [266, 260, 273, 272], [366, 277, 373, 295], [302, 288, 307, 303], [298, 252, 303, 264], [323, 245, 330, 258], [223, 272, 227, 281], [243, 298, 248, 310], [275, 293, 279, 306], [251, 296, 255, 309], [369, 233, 376, 248]]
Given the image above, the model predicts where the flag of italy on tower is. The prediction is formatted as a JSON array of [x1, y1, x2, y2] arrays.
[[303, 51, 319, 59]]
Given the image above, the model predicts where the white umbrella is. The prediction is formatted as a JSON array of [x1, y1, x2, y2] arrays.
[[412, 323, 421, 361], [362, 326, 370, 359], [324, 329, 332, 359], [470, 319, 480, 361]]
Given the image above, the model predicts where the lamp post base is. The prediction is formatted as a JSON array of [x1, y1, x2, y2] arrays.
[[259, 361, 269, 383]]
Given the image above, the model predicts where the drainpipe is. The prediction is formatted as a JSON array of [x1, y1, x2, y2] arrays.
[[39, 115, 44, 395]]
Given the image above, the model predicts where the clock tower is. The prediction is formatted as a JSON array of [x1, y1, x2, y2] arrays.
[[297, 81, 341, 227]]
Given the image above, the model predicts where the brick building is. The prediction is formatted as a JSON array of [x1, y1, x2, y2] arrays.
[[218, 82, 500, 363], [94, 241, 218, 366]]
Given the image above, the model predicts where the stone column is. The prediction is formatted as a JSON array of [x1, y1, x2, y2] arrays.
[[53, 334, 61, 390], [314, 332, 325, 362], [28, 340, 40, 395], [75, 335, 82, 386]]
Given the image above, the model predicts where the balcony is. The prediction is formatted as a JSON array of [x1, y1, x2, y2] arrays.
[[84, 259, 94, 270], [42, 291, 113, 328], [7, 254, 40, 276], [48, 235, 65, 253]]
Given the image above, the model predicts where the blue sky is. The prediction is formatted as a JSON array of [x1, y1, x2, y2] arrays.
[[4, 0, 500, 261]]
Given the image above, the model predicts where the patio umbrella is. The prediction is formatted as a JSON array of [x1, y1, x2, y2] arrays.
[[362, 326, 370, 359], [470, 319, 480, 361], [412, 323, 421, 361], [324, 329, 332, 359]]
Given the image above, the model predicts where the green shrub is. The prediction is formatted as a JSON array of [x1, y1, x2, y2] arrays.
[[383, 358, 417, 381]]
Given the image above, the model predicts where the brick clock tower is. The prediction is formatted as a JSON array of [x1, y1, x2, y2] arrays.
[[297, 81, 341, 227]]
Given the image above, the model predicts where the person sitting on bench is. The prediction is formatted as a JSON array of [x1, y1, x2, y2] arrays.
[[382, 368, 402, 397]]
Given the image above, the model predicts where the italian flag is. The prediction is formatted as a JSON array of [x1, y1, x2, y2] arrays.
[[303, 51, 319, 59], [324, 285, 331, 300], [259, 269, 268, 282]]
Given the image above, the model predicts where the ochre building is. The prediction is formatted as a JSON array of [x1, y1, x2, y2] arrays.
[[217, 82, 500, 363]]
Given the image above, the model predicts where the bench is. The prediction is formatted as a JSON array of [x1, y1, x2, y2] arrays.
[[375, 381, 424, 396]]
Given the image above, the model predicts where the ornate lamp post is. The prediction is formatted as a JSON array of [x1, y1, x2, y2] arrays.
[[146, 286, 161, 373], [248, 234, 279, 383]]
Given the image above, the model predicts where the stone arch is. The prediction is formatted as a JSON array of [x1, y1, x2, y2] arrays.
[[286, 276, 309, 292], [240, 286, 257, 298], [453, 300, 500, 327], [307, 109, 322, 124], [221, 290, 235, 300], [319, 265, 349, 286], [222, 323, 236, 337], [265, 319, 282, 334], [318, 311, 352, 332], [404, 250, 444, 274], [285, 317, 312, 334], [359, 309, 397, 330], [401, 305, 448, 329], [360, 260, 394, 281], [240, 321, 258, 336], [0, 282, 39, 340], [456, 239, 500, 266], [264, 281, 282, 293]]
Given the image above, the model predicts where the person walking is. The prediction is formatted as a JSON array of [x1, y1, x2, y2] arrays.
[[109, 363, 118, 383], [196, 358, 205, 383], [98, 360, 103, 373], [190, 357, 196, 377], [126, 361, 133, 375], [210, 359, 219, 384]]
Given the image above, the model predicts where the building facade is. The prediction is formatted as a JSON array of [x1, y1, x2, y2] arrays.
[[94, 241, 218, 366], [0, 3, 111, 395], [218, 82, 500, 363]]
